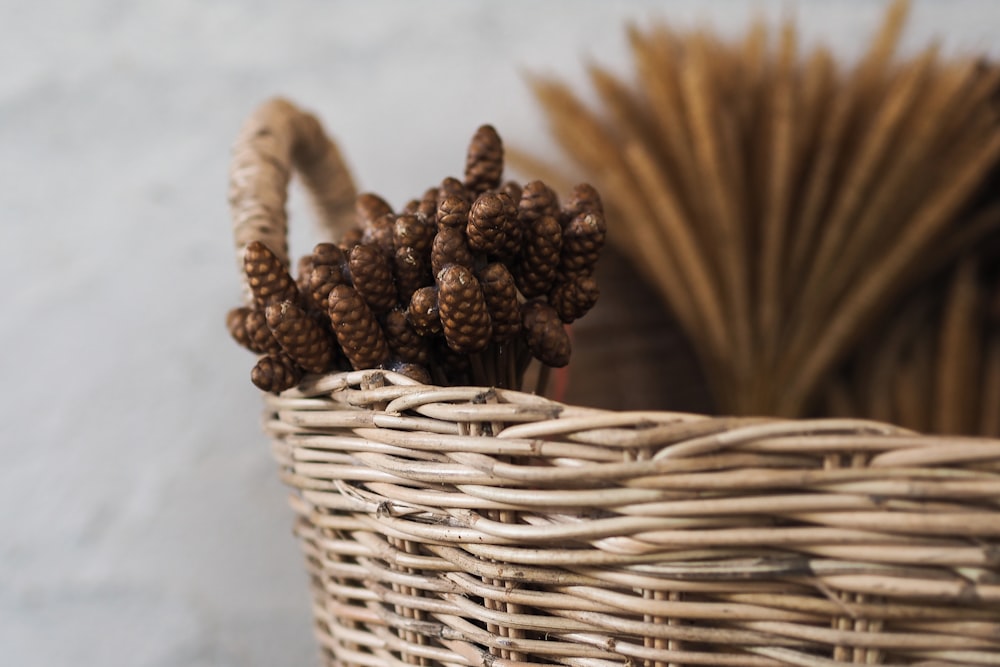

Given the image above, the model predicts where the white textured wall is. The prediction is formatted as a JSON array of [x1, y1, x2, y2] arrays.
[[2, 2, 996, 665]]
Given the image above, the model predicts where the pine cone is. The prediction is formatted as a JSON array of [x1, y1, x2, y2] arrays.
[[384, 308, 431, 365], [550, 275, 600, 323], [313, 242, 347, 268], [394, 245, 432, 304], [227, 306, 253, 350], [228, 306, 281, 355], [265, 300, 334, 374], [349, 243, 396, 314], [407, 286, 442, 336], [498, 190, 522, 259], [362, 213, 396, 257], [296, 254, 315, 301], [393, 213, 435, 255], [522, 300, 571, 367], [514, 215, 562, 298], [251, 352, 304, 394], [417, 187, 439, 220], [478, 263, 521, 341], [339, 226, 364, 252], [519, 180, 560, 224], [437, 264, 492, 354], [307, 243, 348, 309], [464, 124, 504, 195], [438, 176, 471, 205], [563, 182, 604, 221], [384, 360, 432, 385], [501, 181, 523, 207], [244, 240, 299, 308], [356, 192, 394, 227], [328, 284, 390, 370], [246, 308, 282, 354], [559, 209, 606, 278], [227, 306, 283, 355], [437, 194, 470, 229], [468, 191, 517, 257], [308, 264, 347, 314], [431, 226, 474, 276], [402, 198, 420, 214]]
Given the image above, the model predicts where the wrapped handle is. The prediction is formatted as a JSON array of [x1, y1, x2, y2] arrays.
[[229, 97, 358, 303]]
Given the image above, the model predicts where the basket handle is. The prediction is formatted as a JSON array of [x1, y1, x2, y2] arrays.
[[229, 97, 358, 304]]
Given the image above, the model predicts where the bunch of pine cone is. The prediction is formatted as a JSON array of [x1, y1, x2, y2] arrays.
[[226, 125, 606, 394]]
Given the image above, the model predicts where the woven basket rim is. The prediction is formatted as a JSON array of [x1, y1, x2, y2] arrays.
[[261, 369, 1000, 667]]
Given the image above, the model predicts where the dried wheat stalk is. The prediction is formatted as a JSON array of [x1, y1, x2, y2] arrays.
[[520, 0, 1000, 420]]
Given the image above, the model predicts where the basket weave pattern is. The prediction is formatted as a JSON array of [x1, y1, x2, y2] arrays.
[[264, 370, 1000, 667]]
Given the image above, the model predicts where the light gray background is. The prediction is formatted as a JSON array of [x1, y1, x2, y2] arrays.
[[2, 2, 996, 665]]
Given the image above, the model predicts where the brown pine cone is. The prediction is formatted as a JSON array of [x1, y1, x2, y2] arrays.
[[563, 182, 604, 221], [296, 254, 315, 299], [251, 352, 304, 394], [328, 284, 390, 370], [245, 307, 284, 355], [308, 264, 347, 314], [384, 360, 432, 385], [247, 308, 283, 354], [478, 263, 521, 341], [498, 190, 522, 259], [437, 194, 470, 229], [338, 226, 364, 252], [559, 210, 607, 278], [384, 308, 431, 365], [227, 306, 253, 350], [438, 176, 471, 205], [522, 300, 571, 368], [265, 300, 334, 374], [394, 245, 432, 304], [393, 213, 435, 255], [550, 275, 600, 323], [349, 243, 396, 314], [501, 181, 523, 207], [401, 198, 420, 214], [468, 191, 518, 258], [227, 306, 281, 355], [362, 213, 396, 257], [464, 124, 503, 195], [437, 264, 492, 354], [244, 241, 299, 308], [356, 192, 394, 227], [417, 187, 438, 220], [313, 242, 346, 268], [407, 286, 442, 336], [514, 215, 562, 298], [431, 226, 474, 276], [519, 180, 560, 224], [295, 258, 324, 317], [307, 243, 348, 309]]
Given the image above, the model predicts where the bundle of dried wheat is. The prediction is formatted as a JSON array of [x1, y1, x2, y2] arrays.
[[821, 251, 1000, 436], [520, 0, 1000, 419]]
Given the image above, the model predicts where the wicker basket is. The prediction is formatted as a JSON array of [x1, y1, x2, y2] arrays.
[[229, 99, 1000, 666], [263, 369, 1000, 667]]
